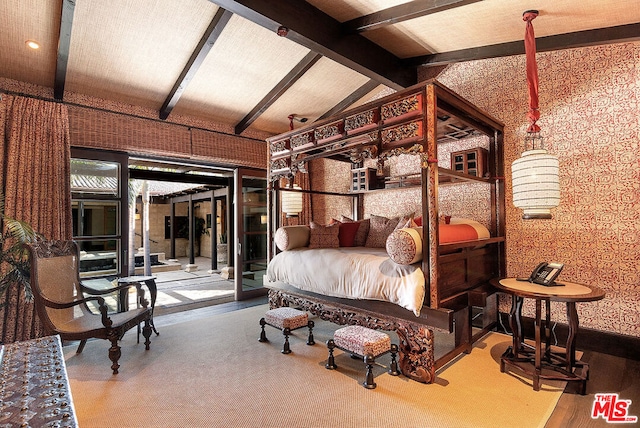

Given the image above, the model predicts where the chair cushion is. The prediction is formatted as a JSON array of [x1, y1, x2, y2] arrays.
[[333, 325, 390, 357], [55, 308, 150, 335], [265, 307, 308, 330]]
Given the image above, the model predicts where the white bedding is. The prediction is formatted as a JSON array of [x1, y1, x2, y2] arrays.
[[265, 247, 425, 316]]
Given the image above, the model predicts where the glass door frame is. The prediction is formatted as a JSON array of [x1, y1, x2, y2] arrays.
[[234, 168, 268, 300], [70, 148, 129, 278]]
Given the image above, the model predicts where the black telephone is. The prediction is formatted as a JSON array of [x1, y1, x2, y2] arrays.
[[517, 262, 565, 286]]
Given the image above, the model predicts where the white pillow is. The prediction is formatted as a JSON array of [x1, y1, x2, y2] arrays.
[[274, 226, 310, 251]]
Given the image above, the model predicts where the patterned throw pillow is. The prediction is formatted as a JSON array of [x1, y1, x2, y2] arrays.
[[308, 221, 340, 248], [386, 227, 423, 265], [339, 216, 369, 247], [396, 215, 416, 229], [365, 215, 400, 248]]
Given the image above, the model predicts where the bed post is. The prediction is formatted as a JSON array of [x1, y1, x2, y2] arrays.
[[422, 83, 439, 309]]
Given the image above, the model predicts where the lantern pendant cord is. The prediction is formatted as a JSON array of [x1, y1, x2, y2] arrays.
[[523, 10, 540, 134]]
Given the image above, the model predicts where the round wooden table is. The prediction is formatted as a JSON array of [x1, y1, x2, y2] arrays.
[[490, 277, 605, 394]]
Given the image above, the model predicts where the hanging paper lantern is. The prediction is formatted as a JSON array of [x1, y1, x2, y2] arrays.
[[281, 185, 302, 217], [511, 10, 560, 219], [511, 149, 559, 219]]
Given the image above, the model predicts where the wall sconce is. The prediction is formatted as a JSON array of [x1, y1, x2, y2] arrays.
[[134, 208, 141, 220], [511, 10, 560, 219], [288, 114, 308, 130], [281, 184, 302, 217], [260, 214, 268, 224], [277, 26, 289, 37]]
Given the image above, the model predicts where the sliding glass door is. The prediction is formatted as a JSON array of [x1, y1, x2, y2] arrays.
[[234, 168, 268, 300]]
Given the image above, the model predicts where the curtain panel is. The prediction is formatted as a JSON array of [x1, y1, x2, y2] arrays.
[[0, 95, 73, 343]]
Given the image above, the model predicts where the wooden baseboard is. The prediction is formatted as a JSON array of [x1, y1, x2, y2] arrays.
[[498, 312, 640, 361]]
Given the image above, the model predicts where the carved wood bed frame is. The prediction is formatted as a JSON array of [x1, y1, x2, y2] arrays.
[[265, 80, 506, 383]]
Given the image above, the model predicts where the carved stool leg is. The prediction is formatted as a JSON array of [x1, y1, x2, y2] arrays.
[[363, 355, 376, 389], [307, 320, 315, 345], [325, 339, 337, 370], [389, 344, 400, 376], [258, 318, 269, 343], [281, 327, 292, 354]]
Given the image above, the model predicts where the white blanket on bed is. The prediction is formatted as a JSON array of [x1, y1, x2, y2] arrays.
[[265, 247, 425, 316]]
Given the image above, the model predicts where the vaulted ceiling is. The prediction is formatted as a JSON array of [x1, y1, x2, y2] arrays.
[[2, 0, 638, 136]]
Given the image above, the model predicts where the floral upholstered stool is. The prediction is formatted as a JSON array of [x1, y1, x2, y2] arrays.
[[259, 307, 315, 354], [326, 325, 400, 389]]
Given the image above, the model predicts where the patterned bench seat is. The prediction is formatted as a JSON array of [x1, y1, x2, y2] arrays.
[[326, 325, 400, 389], [259, 307, 315, 354]]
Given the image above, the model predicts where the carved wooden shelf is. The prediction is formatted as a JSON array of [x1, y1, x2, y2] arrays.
[[383, 167, 491, 191]]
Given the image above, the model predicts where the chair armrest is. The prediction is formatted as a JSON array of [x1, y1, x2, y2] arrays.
[[81, 281, 150, 309], [40, 295, 113, 327]]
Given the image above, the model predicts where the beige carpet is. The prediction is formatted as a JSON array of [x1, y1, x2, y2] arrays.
[[63, 305, 565, 428]]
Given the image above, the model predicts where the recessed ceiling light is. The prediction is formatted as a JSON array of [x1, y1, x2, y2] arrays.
[[25, 40, 40, 49]]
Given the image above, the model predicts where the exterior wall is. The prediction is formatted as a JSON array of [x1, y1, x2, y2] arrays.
[[431, 41, 639, 337]]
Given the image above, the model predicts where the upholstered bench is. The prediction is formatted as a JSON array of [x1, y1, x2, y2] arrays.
[[325, 325, 400, 389], [259, 307, 315, 354]]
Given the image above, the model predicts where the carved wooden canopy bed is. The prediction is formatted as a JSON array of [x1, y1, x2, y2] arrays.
[[265, 80, 506, 384]]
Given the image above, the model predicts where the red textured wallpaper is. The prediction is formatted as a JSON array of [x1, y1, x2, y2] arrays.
[[433, 42, 639, 337]]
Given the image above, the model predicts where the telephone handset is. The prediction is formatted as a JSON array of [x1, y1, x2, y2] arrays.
[[517, 262, 565, 286]]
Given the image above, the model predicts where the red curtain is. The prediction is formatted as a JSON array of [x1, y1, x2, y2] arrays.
[[0, 95, 73, 342]]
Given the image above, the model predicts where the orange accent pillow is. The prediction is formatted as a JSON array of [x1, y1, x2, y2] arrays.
[[338, 221, 360, 247], [339, 216, 370, 246], [438, 224, 478, 244]]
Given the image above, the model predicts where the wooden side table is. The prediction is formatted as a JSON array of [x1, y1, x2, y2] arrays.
[[118, 275, 159, 336], [490, 277, 605, 394]]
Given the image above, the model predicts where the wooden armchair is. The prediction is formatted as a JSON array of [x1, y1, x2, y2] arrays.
[[25, 239, 152, 374]]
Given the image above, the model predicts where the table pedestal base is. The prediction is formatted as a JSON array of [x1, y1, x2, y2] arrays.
[[490, 277, 604, 396], [500, 343, 589, 395]]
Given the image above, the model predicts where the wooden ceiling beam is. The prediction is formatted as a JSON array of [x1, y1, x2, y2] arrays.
[[234, 52, 321, 135], [342, 0, 481, 33], [54, 0, 75, 101], [159, 8, 233, 120], [210, 0, 416, 90], [408, 22, 640, 67], [317, 79, 379, 120]]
